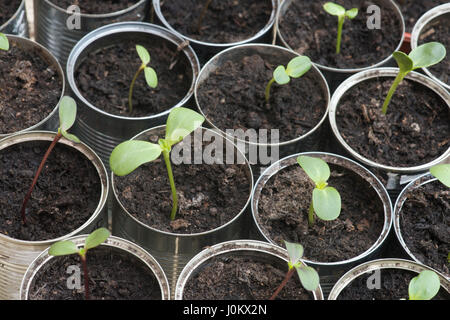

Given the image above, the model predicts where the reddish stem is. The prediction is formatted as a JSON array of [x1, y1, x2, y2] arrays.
[[20, 132, 62, 225], [81, 254, 90, 300], [270, 267, 295, 300]]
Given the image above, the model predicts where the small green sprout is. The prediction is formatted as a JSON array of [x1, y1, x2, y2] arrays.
[[110, 107, 205, 221], [0, 33, 9, 51], [382, 42, 446, 115], [323, 2, 358, 54], [270, 241, 319, 300], [128, 45, 158, 113], [265, 56, 312, 103], [20, 96, 80, 225], [49, 227, 111, 300], [429, 163, 450, 188], [408, 270, 440, 300], [297, 156, 341, 226]]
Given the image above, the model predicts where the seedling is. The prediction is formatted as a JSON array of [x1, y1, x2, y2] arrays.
[[381, 42, 446, 114], [48, 227, 111, 300], [408, 270, 440, 300], [323, 2, 358, 54], [429, 163, 450, 188], [0, 33, 9, 51], [109, 107, 205, 221], [20, 96, 80, 225], [265, 56, 312, 103], [196, 0, 213, 33], [128, 45, 158, 113], [297, 155, 341, 226], [270, 241, 319, 300]]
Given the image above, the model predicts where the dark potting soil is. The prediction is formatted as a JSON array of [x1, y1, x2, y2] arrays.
[[182, 254, 313, 300], [28, 246, 162, 300], [257, 163, 385, 263], [160, 0, 273, 44], [418, 18, 450, 86], [197, 54, 327, 143], [0, 141, 102, 241], [0, 0, 21, 25], [50, 0, 140, 14], [336, 268, 450, 300], [399, 180, 449, 277], [336, 77, 450, 168], [75, 40, 192, 117], [114, 129, 251, 234], [278, 0, 402, 69], [0, 40, 62, 135], [396, 0, 448, 32]]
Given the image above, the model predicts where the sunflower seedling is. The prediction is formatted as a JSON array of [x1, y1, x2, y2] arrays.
[[265, 56, 312, 103], [429, 163, 450, 188], [270, 241, 319, 300], [381, 42, 446, 115], [0, 32, 9, 51], [408, 270, 440, 300], [48, 227, 111, 300], [110, 107, 205, 221], [20, 96, 80, 225], [128, 45, 158, 113], [297, 155, 341, 226], [323, 2, 358, 54]]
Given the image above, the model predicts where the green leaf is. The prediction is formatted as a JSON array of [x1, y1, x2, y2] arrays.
[[62, 131, 81, 143], [430, 164, 450, 188], [409, 270, 440, 300], [144, 66, 158, 88], [297, 155, 330, 185], [49, 240, 79, 256], [296, 265, 320, 291], [345, 8, 358, 19], [59, 96, 77, 132], [273, 65, 290, 85], [136, 45, 150, 65], [284, 241, 304, 267], [393, 51, 414, 73], [286, 56, 312, 78], [85, 228, 110, 250], [165, 107, 205, 146], [409, 42, 446, 69], [0, 33, 9, 51], [110, 140, 162, 176], [323, 2, 345, 16], [312, 187, 341, 221]]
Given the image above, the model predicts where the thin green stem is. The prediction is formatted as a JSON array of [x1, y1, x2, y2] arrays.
[[336, 15, 345, 54], [128, 64, 145, 113], [162, 149, 178, 221], [308, 201, 315, 226], [381, 72, 407, 115], [265, 78, 275, 103]]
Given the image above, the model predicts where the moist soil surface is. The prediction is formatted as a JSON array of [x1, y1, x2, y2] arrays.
[[418, 17, 449, 86], [257, 163, 385, 263], [50, 0, 140, 14], [28, 246, 162, 300], [197, 54, 327, 143], [114, 129, 251, 234], [182, 254, 312, 300], [278, 0, 402, 69], [75, 39, 192, 117], [0, 0, 21, 25], [336, 77, 450, 168], [337, 268, 450, 300], [0, 140, 101, 241], [396, 0, 448, 32], [160, 0, 273, 44], [399, 180, 449, 277], [0, 40, 62, 135]]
